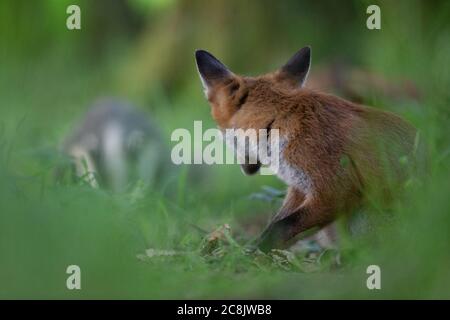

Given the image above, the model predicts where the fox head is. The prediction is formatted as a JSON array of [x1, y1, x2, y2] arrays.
[[195, 46, 311, 130]]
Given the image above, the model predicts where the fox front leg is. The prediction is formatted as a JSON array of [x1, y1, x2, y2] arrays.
[[256, 188, 332, 252]]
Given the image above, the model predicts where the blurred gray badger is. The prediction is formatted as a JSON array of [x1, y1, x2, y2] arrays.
[[61, 99, 168, 192]]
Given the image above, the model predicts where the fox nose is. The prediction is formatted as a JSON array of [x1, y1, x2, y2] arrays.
[[241, 162, 261, 175]]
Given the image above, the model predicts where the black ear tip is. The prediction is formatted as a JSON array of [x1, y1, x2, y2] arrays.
[[195, 49, 207, 62], [195, 49, 217, 64], [195, 49, 206, 59], [300, 46, 311, 56]]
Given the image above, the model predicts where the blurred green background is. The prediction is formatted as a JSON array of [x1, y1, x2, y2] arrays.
[[0, 0, 449, 299]]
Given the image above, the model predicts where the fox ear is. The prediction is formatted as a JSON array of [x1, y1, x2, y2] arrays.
[[278, 46, 311, 87], [195, 50, 232, 96]]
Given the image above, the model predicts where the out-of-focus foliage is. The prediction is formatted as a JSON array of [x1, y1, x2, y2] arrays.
[[0, 0, 449, 298]]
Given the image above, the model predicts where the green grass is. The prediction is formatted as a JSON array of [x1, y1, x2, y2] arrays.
[[1, 1, 450, 299]]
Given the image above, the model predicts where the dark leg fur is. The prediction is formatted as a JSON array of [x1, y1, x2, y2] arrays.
[[256, 187, 334, 252]]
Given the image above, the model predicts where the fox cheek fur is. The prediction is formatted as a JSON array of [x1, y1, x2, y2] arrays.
[[195, 46, 417, 252]]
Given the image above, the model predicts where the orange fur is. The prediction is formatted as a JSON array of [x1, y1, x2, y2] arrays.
[[195, 48, 417, 251]]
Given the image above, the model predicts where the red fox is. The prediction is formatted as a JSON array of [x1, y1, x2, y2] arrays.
[[195, 46, 417, 251]]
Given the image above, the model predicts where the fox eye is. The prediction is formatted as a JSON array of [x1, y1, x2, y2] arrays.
[[237, 91, 249, 108], [229, 82, 240, 95]]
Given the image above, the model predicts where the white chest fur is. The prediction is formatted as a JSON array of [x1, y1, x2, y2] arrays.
[[223, 129, 313, 194], [270, 137, 313, 195]]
